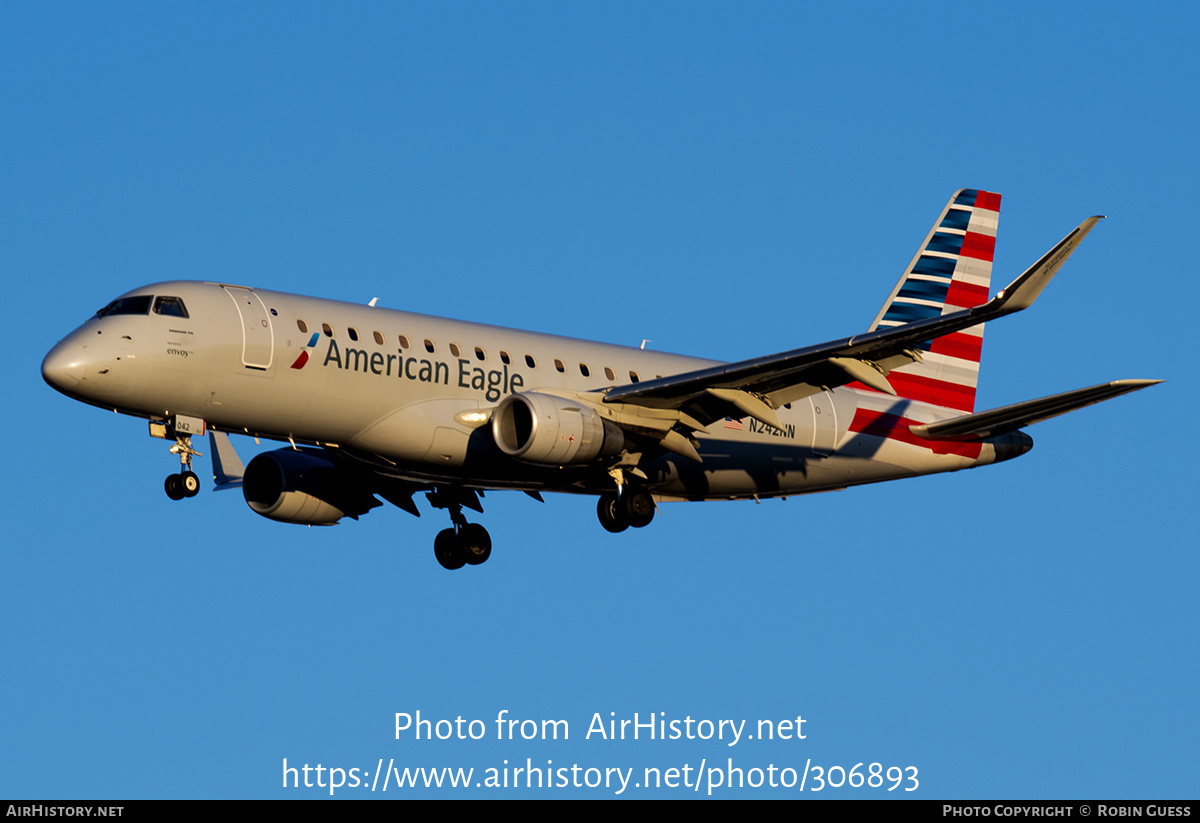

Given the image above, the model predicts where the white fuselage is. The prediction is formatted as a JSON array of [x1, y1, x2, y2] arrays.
[[43, 281, 1014, 501]]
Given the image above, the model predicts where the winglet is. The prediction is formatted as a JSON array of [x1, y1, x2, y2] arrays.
[[208, 431, 245, 489], [989, 216, 1103, 314]]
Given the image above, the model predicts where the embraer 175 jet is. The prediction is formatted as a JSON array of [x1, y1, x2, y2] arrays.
[[42, 190, 1158, 569]]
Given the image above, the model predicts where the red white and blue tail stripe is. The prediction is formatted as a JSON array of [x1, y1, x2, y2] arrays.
[[866, 188, 1001, 413]]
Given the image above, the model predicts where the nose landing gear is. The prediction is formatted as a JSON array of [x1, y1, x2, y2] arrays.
[[164, 469, 201, 500], [154, 418, 204, 500]]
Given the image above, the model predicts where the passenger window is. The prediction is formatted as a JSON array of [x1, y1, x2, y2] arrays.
[[373, 331, 384, 345], [554, 359, 565, 373], [398, 335, 410, 349], [579, 364, 590, 377], [474, 346, 486, 361], [449, 343, 461, 357], [153, 296, 189, 318], [604, 367, 615, 380], [629, 371, 640, 383], [297, 320, 308, 333], [425, 339, 436, 353], [500, 351, 511, 365], [322, 323, 334, 338], [525, 355, 536, 369], [348, 327, 359, 342]]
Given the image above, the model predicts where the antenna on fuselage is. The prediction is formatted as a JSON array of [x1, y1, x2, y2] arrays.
[[368, 297, 379, 307], [640, 339, 650, 350]]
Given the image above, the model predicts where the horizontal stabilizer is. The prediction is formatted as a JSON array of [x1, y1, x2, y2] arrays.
[[208, 431, 245, 489], [909, 379, 1161, 441]]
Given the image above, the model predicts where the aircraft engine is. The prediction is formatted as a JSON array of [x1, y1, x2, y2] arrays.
[[242, 448, 378, 525], [492, 392, 624, 465]]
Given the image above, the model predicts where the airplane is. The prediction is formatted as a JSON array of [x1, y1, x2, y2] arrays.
[[42, 190, 1159, 570]]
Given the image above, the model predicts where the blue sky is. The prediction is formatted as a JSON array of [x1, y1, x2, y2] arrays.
[[2, 2, 1196, 798]]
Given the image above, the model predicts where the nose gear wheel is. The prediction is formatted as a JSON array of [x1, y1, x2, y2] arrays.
[[162, 427, 203, 501]]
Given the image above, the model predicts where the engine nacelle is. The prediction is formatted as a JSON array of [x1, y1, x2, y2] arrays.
[[242, 448, 378, 525], [492, 392, 624, 465]]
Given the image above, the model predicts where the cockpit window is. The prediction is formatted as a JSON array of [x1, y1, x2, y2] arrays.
[[153, 296, 189, 318], [96, 295, 153, 318]]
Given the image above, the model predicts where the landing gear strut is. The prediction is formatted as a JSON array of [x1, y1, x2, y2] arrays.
[[427, 488, 492, 570], [596, 488, 656, 533]]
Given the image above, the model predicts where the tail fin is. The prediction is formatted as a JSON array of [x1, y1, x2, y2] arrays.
[[868, 188, 1001, 413]]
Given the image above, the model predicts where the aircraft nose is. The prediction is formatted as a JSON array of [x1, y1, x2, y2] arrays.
[[42, 340, 86, 393]]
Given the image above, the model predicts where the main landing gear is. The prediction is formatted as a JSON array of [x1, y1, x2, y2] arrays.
[[596, 488, 656, 533], [434, 523, 492, 570], [427, 487, 492, 570]]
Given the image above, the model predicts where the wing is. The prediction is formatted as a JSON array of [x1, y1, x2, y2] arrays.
[[599, 215, 1105, 444]]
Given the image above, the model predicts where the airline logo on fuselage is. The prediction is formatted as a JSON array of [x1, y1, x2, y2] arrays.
[[309, 338, 525, 402], [289, 333, 322, 369]]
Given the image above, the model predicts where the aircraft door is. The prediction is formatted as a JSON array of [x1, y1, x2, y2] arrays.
[[223, 286, 275, 370]]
